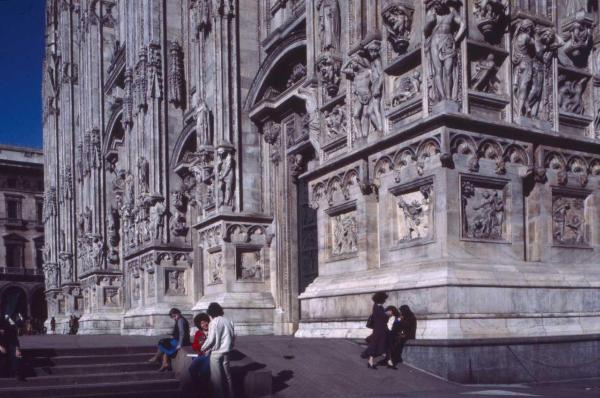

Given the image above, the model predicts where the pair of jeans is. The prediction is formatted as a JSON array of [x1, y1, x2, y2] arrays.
[[209, 353, 233, 398], [189, 354, 210, 380]]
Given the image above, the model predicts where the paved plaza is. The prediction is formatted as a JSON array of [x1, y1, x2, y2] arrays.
[[16, 335, 600, 398]]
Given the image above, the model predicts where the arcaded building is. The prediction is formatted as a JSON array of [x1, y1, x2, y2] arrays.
[[0, 145, 46, 322], [43, 0, 600, 381]]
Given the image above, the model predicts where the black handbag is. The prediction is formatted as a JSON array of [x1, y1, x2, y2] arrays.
[[366, 315, 374, 329]]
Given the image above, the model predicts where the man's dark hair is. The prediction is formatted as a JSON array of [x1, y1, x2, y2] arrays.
[[384, 305, 399, 317], [372, 291, 388, 304], [169, 308, 182, 317], [193, 313, 211, 328], [207, 302, 224, 318]]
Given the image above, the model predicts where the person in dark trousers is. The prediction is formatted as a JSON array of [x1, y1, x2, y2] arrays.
[[383, 305, 400, 369], [363, 291, 389, 369], [391, 304, 417, 365], [50, 317, 56, 334], [0, 318, 24, 380], [148, 308, 191, 372], [202, 302, 235, 398], [189, 313, 211, 391]]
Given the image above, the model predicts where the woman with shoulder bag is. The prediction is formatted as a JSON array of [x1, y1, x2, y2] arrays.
[[362, 291, 389, 369]]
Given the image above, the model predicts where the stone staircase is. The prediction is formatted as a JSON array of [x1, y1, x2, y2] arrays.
[[0, 346, 184, 398]]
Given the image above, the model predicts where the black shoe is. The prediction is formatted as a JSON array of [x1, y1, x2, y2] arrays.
[[367, 363, 377, 370]]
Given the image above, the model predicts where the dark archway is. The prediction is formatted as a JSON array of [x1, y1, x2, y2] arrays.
[[30, 287, 48, 323], [0, 286, 28, 319]]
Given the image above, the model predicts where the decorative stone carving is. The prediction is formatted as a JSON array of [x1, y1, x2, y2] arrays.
[[208, 251, 224, 284], [317, 0, 341, 52], [238, 251, 263, 281], [194, 95, 213, 147], [323, 105, 347, 140], [342, 38, 384, 139], [166, 270, 186, 295], [382, 2, 414, 54], [331, 211, 358, 256], [43, 263, 60, 289], [90, 129, 102, 169], [512, 20, 562, 119], [137, 157, 149, 195], [288, 154, 306, 180], [59, 252, 74, 283], [133, 46, 148, 111], [286, 63, 307, 87], [103, 287, 120, 306], [123, 68, 134, 128], [391, 71, 421, 105], [473, 0, 508, 43], [316, 53, 342, 97], [149, 199, 167, 241], [216, 143, 235, 208], [147, 42, 163, 99], [168, 41, 185, 107], [461, 181, 505, 241], [470, 54, 500, 93], [170, 191, 189, 237], [552, 195, 586, 246], [558, 74, 588, 114], [191, 0, 212, 37], [558, 17, 594, 69], [396, 184, 433, 242], [424, 0, 466, 104], [43, 187, 57, 222]]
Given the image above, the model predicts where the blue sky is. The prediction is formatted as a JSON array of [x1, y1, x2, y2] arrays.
[[0, 0, 45, 149]]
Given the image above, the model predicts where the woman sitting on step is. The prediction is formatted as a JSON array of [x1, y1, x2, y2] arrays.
[[148, 308, 191, 371]]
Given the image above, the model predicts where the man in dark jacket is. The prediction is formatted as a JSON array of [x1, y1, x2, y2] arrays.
[[0, 319, 24, 380]]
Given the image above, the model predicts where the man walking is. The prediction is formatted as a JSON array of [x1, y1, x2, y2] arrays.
[[202, 302, 235, 398]]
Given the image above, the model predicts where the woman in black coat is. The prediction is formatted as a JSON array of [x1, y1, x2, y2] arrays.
[[391, 304, 417, 364], [363, 291, 389, 369]]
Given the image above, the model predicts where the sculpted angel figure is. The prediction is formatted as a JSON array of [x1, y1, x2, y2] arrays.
[[424, 0, 466, 103]]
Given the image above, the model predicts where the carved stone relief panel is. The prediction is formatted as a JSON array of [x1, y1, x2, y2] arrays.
[[165, 269, 186, 295], [330, 210, 358, 257], [208, 250, 224, 285], [389, 69, 422, 108], [58, 297, 66, 314], [392, 182, 434, 244], [552, 192, 588, 246], [461, 177, 508, 241], [470, 53, 502, 94], [236, 249, 263, 282], [103, 287, 120, 307]]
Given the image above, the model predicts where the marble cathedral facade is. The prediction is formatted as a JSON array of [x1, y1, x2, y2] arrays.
[[43, 0, 600, 356]]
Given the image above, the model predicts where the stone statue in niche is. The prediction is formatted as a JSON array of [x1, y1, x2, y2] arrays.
[[132, 278, 140, 301], [90, 235, 105, 269], [331, 212, 358, 256], [424, 0, 466, 103], [342, 39, 384, 139], [239, 251, 263, 281], [216, 144, 235, 208], [397, 186, 432, 242], [382, 2, 414, 54], [43, 263, 59, 289], [512, 20, 562, 118], [317, 0, 341, 52], [104, 288, 119, 306], [391, 71, 421, 105], [84, 206, 93, 233], [323, 105, 347, 140], [566, 0, 591, 16], [470, 54, 500, 93], [209, 252, 223, 284], [60, 253, 73, 283], [194, 95, 212, 147], [473, 0, 508, 43], [558, 19, 593, 69], [170, 191, 189, 237], [316, 53, 342, 97], [461, 182, 505, 240], [286, 63, 307, 87], [558, 74, 587, 114], [77, 212, 85, 236], [166, 270, 186, 295], [149, 200, 166, 241], [553, 196, 586, 245], [138, 157, 150, 194]]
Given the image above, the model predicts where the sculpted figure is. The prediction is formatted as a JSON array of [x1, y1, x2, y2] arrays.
[[424, 0, 466, 103], [317, 0, 341, 52], [470, 54, 499, 93], [382, 3, 413, 54], [558, 75, 587, 115], [217, 145, 235, 207], [392, 71, 421, 105], [194, 95, 212, 147], [558, 21, 593, 68], [84, 206, 93, 233], [149, 200, 166, 241], [316, 53, 342, 97], [342, 41, 384, 138], [138, 157, 150, 194]]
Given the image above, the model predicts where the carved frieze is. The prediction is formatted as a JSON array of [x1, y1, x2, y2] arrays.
[[395, 183, 433, 243], [470, 54, 500, 94], [461, 179, 506, 241], [330, 210, 358, 256], [208, 251, 224, 284], [558, 16, 594, 69], [237, 250, 263, 281], [165, 269, 186, 295]]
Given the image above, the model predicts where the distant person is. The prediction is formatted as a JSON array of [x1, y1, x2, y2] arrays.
[[50, 317, 56, 334], [149, 308, 190, 372], [73, 316, 80, 334], [391, 305, 417, 364], [68, 316, 75, 335], [362, 291, 389, 369], [202, 302, 235, 398], [0, 318, 24, 380], [189, 313, 211, 389]]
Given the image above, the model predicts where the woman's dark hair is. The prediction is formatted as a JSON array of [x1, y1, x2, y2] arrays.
[[372, 291, 388, 304], [193, 313, 211, 328], [207, 302, 224, 318], [384, 305, 399, 317], [399, 305, 415, 320], [168, 308, 182, 317]]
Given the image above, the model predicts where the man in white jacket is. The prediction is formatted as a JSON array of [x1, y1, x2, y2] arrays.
[[202, 302, 235, 398]]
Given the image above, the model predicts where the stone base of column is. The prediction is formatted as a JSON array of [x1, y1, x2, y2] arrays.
[[77, 313, 123, 335]]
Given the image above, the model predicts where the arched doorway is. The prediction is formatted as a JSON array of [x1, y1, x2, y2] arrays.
[[0, 286, 28, 319], [30, 287, 48, 323]]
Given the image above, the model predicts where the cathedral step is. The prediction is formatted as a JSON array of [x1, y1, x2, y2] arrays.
[[23, 345, 156, 358], [0, 379, 181, 398], [34, 352, 157, 366], [35, 361, 160, 376], [0, 370, 175, 388]]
